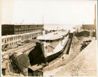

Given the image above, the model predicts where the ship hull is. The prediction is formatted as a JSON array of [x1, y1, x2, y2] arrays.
[[45, 39, 68, 62], [45, 49, 64, 62], [28, 32, 73, 65], [28, 36, 69, 65]]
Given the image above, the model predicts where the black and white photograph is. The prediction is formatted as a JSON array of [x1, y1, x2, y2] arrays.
[[1, 0, 97, 77]]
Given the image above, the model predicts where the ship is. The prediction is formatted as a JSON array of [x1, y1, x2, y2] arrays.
[[28, 30, 69, 65]]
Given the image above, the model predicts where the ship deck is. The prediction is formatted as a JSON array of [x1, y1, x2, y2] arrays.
[[44, 41, 59, 53], [37, 31, 68, 41]]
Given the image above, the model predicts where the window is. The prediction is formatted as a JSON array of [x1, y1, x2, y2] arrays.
[[2, 39, 4, 43]]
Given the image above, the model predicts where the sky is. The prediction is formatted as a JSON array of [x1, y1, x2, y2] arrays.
[[1, 0, 96, 28]]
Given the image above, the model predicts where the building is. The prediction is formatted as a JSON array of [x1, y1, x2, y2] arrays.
[[2, 24, 15, 35], [1, 24, 44, 51], [80, 24, 96, 37], [2, 24, 44, 35], [82, 24, 96, 31]]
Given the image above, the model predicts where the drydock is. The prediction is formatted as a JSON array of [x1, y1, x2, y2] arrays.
[[2, 30, 96, 77], [2, 30, 73, 76]]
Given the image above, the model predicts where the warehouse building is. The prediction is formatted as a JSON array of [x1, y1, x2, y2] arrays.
[[1, 24, 44, 51], [2, 24, 44, 35]]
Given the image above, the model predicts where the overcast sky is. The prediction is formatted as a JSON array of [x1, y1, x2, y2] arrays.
[[2, 0, 96, 26]]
